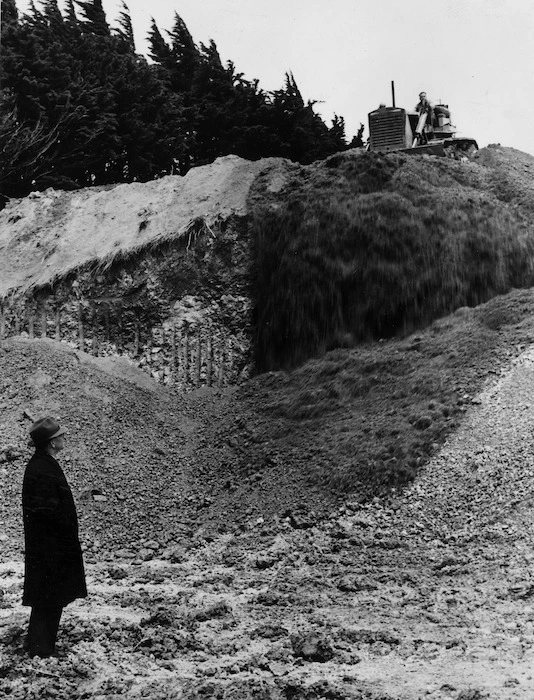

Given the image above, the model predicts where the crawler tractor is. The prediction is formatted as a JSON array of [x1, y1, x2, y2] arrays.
[[367, 82, 478, 157]]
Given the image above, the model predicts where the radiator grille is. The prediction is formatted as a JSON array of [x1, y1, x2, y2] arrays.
[[369, 110, 407, 151]]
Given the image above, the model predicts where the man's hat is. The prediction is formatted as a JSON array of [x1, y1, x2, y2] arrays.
[[29, 417, 65, 446]]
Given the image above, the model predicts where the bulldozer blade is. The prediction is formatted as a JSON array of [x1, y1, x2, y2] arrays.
[[402, 143, 446, 157]]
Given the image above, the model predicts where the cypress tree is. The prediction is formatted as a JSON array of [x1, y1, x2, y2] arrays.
[[1, 0, 19, 27], [75, 0, 110, 37], [114, 1, 135, 52], [43, 0, 64, 29], [147, 19, 172, 67], [348, 124, 365, 148], [166, 12, 199, 94], [0, 3, 352, 201], [64, 0, 80, 33]]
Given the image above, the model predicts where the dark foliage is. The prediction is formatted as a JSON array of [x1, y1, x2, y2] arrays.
[[0, 5, 352, 203]]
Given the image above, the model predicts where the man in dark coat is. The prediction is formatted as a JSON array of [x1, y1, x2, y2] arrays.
[[22, 417, 87, 658]]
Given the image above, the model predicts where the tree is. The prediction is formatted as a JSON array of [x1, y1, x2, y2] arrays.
[[348, 123, 365, 149], [147, 19, 172, 67], [330, 114, 346, 145], [1, 0, 19, 27], [64, 0, 81, 33], [0, 97, 79, 203], [75, 0, 110, 37], [0, 5, 353, 202], [114, 1, 135, 52], [260, 72, 342, 163], [166, 12, 198, 93]]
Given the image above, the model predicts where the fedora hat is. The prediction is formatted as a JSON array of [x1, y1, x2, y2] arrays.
[[29, 417, 65, 446]]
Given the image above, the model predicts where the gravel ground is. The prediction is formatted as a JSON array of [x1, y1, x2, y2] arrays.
[[2, 290, 534, 697]]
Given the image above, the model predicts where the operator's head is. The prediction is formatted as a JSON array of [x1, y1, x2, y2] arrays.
[[419, 91, 427, 100]]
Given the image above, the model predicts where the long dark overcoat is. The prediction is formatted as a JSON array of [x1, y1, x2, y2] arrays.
[[22, 450, 87, 608]]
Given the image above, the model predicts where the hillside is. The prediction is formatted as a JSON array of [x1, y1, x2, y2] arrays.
[[2, 145, 534, 382], [2, 146, 534, 697]]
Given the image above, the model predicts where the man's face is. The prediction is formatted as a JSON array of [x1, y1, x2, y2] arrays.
[[51, 435, 66, 452]]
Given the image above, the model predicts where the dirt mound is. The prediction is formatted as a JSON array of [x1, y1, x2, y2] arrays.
[[3, 144, 532, 300], [474, 144, 534, 214], [0, 335, 338, 562], [0, 155, 297, 295], [0, 337, 213, 559]]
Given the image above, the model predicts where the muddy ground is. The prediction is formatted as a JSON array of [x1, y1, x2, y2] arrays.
[[2, 289, 534, 698]]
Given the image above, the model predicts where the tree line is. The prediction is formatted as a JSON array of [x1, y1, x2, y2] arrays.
[[0, 0, 363, 204]]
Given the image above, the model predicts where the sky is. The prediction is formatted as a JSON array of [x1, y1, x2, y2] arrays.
[[12, 0, 534, 155]]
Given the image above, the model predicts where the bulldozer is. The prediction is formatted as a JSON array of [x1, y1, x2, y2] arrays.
[[367, 82, 478, 157]]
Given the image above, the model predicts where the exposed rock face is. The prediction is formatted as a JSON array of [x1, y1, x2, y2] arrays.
[[0, 218, 252, 388], [0, 155, 297, 387]]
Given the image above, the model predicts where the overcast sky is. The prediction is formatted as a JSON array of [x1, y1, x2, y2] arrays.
[[13, 0, 534, 155]]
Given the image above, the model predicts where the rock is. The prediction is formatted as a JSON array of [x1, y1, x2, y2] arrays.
[[194, 600, 231, 621], [202, 666, 218, 677], [291, 632, 334, 662], [336, 650, 361, 664], [251, 624, 288, 640], [255, 554, 277, 569], [341, 628, 400, 646], [268, 661, 288, 677], [433, 556, 468, 571], [331, 522, 351, 539], [285, 508, 317, 529], [337, 576, 378, 593], [107, 565, 128, 580], [255, 591, 284, 606], [164, 545, 188, 563], [2, 446, 23, 462], [140, 607, 176, 628], [23, 408, 36, 422], [456, 691, 486, 700]]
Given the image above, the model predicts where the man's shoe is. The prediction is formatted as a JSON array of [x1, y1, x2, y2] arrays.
[[28, 649, 57, 658]]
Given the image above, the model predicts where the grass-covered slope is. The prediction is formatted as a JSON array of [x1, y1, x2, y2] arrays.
[[223, 288, 534, 499], [250, 146, 534, 371]]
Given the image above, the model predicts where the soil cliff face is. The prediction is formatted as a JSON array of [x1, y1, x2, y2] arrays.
[[2, 145, 534, 386], [0, 155, 297, 295], [0, 155, 298, 387]]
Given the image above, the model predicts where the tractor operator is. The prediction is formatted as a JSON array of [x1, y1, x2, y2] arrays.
[[415, 91, 434, 114], [415, 91, 435, 126]]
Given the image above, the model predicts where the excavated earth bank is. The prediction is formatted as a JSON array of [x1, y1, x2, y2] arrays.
[[0, 155, 300, 390], [2, 148, 534, 697]]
